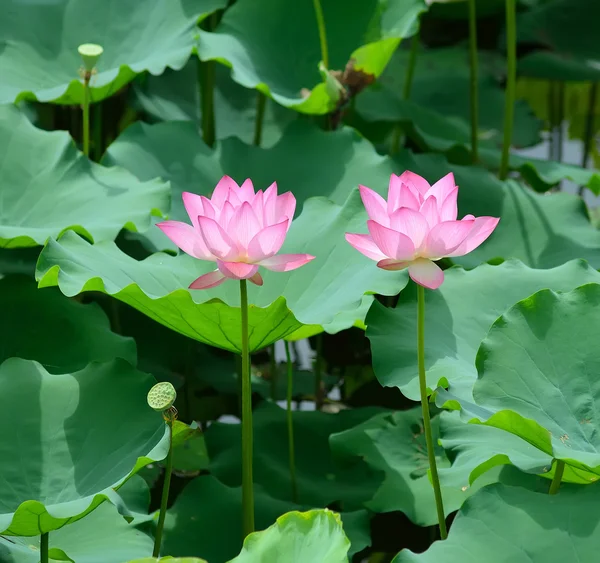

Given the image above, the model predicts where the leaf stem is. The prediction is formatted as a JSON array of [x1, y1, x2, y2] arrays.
[[579, 83, 598, 196], [391, 31, 420, 155], [253, 91, 267, 147], [92, 99, 103, 161], [468, 0, 479, 163], [556, 82, 565, 165], [270, 343, 277, 401], [417, 284, 447, 540], [402, 32, 420, 102], [284, 340, 298, 502], [198, 56, 216, 147], [314, 333, 324, 410], [312, 0, 329, 69], [582, 83, 598, 169], [240, 279, 255, 537], [499, 0, 517, 180], [548, 82, 557, 161], [153, 416, 174, 557], [548, 459, 565, 495], [40, 532, 49, 563], [82, 74, 91, 157]]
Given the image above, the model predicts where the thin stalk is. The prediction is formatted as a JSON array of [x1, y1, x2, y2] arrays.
[[253, 92, 267, 147], [548, 82, 557, 161], [499, 0, 517, 180], [312, 0, 329, 68], [555, 82, 565, 162], [198, 56, 216, 147], [402, 32, 420, 102], [417, 284, 447, 540], [582, 83, 598, 169], [284, 340, 298, 502], [40, 532, 49, 563], [314, 333, 324, 410], [270, 343, 277, 401], [153, 417, 174, 557], [240, 280, 255, 537], [82, 74, 91, 157], [93, 100, 102, 162], [579, 83, 598, 196], [548, 460, 565, 495], [390, 31, 420, 155], [468, 0, 479, 163]]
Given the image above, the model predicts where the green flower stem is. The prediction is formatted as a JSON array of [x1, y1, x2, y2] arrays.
[[312, 0, 329, 68], [270, 343, 277, 401], [402, 32, 420, 102], [557, 82, 565, 165], [92, 100, 103, 161], [499, 0, 516, 180], [582, 83, 598, 168], [253, 91, 267, 147], [417, 284, 447, 540], [198, 56, 216, 147], [82, 74, 91, 157], [153, 416, 174, 557], [284, 340, 298, 502], [579, 83, 598, 196], [468, 0, 479, 163], [240, 279, 255, 537], [314, 333, 324, 410], [40, 532, 49, 563], [548, 460, 565, 495], [391, 31, 420, 155], [548, 82, 557, 161]]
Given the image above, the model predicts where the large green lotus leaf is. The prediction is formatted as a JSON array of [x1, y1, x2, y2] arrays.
[[35, 189, 408, 351], [229, 509, 350, 563], [0, 478, 153, 563], [367, 259, 600, 403], [161, 475, 367, 562], [133, 61, 296, 148], [357, 90, 600, 194], [0, 106, 169, 248], [0, 276, 135, 373], [393, 482, 600, 562], [0, 0, 226, 104], [36, 234, 301, 352], [329, 407, 500, 526], [205, 402, 384, 508], [438, 411, 596, 487], [470, 284, 600, 479], [197, 0, 427, 114], [393, 151, 600, 268], [0, 358, 169, 536], [358, 47, 541, 149], [517, 0, 600, 82]]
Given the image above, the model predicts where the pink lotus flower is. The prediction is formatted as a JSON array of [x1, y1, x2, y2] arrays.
[[157, 176, 315, 289], [345, 171, 499, 290]]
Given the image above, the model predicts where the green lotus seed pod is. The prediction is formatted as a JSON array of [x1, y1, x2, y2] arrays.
[[147, 382, 176, 411], [78, 43, 103, 71]]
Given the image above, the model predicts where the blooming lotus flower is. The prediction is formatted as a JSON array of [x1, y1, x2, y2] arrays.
[[157, 176, 315, 289], [345, 171, 499, 289]]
